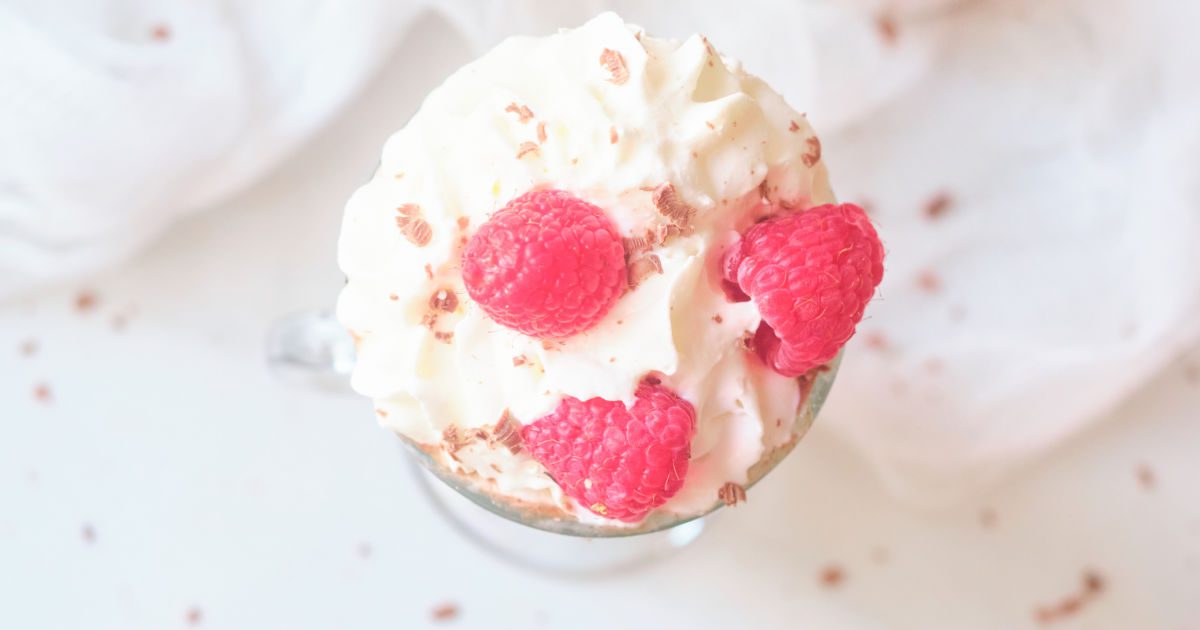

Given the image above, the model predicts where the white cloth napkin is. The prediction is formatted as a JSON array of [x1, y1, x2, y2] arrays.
[[2, 0, 1197, 504]]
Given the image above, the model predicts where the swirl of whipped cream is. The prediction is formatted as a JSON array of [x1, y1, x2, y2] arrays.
[[337, 12, 834, 520]]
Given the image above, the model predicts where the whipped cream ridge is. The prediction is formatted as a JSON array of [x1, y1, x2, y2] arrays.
[[337, 12, 834, 523]]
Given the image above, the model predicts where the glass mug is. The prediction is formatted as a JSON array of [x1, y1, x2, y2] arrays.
[[267, 310, 840, 574]]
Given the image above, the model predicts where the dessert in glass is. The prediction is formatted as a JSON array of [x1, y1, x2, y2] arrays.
[[333, 13, 884, 547]]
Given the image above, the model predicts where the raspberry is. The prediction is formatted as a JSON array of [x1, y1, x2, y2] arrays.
[[521, 382, 696, 522], [724, 203, 884, 377], [462, 189, 627, 339]]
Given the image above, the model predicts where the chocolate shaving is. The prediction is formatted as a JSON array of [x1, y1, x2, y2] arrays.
[[433, 331, 454, 344], [788, 120, 800, 133], [599, 48, 629, 84], [651, 182, 696, 227], [374, 409, 388, 418], [609, 126, 619, 144], [492, 410, 523, 455], [512, 355, 527, 367], [424, 264, 434, 280], [537, 121, 548, 144], [1033, 570, 1107, 624], [628, 254, 663, 289], [442, 426, 470, 455], [516, 141, 540, 159], [396, 205, 431, 246], [737, 331, 755, 350], [504, 102, 534, 123], [801, 136, 822, 167], [622, 232, 653, 257], [712, 314, 723, 324], [718, 482, 746, 507], [429, 289, 458, 313]]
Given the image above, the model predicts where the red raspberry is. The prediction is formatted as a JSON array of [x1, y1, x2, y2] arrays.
[[724, 203, 884, 377], [521, 382, 696, 522], [462, 189, 627, 339]]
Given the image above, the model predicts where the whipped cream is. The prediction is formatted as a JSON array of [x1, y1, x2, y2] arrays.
[[337, 12, 834, 522]]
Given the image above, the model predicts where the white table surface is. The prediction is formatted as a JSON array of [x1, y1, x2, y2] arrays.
[[3, 20, 1199, 630]]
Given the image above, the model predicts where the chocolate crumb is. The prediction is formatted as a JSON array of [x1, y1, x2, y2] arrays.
[[599, 48, 629, 85], [388, 294, 398, 301], [718, 482, 747, 507], [819, 565, 845, 589], [917, 270, 942, 292], [1083, 570, 1105, 594], [74, 290, 98, 313], [433, 331, 454, 344], [504, 102, 534, 123], [863, 331, 889, 351], [516, 141, 540, 159], [424, 264, 434, 280], [1182, 362, 1198, 384], [801, 136, 822, 167], [537, 122, 548, 144], [876, 14, 898, 45], [33, 383, 52, 404], [457, 216, 470, 231], [512, 355, 527, 367], [788, 120, 800, 133], [429, 289, 458, 313], [924, 192, 954, 220], [705, 121, 715, 130], [150, 24, 171, 41], [19, 339, 38, 357], [736, 331, 755, 351], [374, 409, 388, 418], [712, 314, 723, 324], [1135, 463, 1156, 491], [81, 524, 95, 543], [609, 127, 619, 144], [185, 607, 203, 626]]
